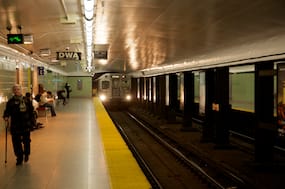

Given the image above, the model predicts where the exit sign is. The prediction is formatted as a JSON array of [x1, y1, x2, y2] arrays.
[[7, 34, 24, 44]]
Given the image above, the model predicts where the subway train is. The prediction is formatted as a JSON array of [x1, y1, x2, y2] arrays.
[[95, 73, 132, 108]]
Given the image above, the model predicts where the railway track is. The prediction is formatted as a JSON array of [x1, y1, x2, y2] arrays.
[[107, 110, 247, 189]]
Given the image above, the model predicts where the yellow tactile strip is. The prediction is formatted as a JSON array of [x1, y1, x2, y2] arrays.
[[93, 98, 151, 189]]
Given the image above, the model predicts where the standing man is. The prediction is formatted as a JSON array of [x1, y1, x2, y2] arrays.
[[64, 82, 71, 99], [3, 84, 34, 165]]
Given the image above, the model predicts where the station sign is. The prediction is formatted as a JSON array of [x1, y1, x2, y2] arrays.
[[56, 52, 81, 60], [7, 34, 24, 44], [94, 50, 108, 59]]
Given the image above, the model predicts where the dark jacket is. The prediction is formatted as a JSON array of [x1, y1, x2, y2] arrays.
[[3, 95, 35, 134]]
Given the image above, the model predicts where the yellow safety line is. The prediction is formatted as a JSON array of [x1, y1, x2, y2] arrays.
[[93, 98, 151, 189]]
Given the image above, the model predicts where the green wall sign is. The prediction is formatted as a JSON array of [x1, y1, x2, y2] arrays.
[[7, 34, 24, 44]]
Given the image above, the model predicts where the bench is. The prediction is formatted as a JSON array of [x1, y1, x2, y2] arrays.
[[36, 106, 49, 123]]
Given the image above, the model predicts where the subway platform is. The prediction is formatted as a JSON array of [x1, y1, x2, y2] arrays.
[[0, 98, 150, 189]]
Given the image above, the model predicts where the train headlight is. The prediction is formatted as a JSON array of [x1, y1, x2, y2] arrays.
[[125, 94, 131, 101], [99, 94, 107, 101]]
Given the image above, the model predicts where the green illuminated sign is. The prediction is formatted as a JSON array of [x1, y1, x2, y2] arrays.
[[7, 34, 24, 44]]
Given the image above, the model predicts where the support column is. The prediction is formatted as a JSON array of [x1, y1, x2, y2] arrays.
[[158, 75, 166, 118], [139, 77, 144, 106], [145, 77, 150, 111], [213, 67, 230, 147], [254, 62, 276, 163], [168, 73, 177, 123], [201, 69, 215, 142], [181, 71, 195, 130], [143, 78, 147, 108], [154, 76, 159, 115], [138, 77, 143, 108], [149, 77, 155, 114], [131, 78, 138, 106]]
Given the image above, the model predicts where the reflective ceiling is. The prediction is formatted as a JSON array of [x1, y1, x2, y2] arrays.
[[0, 0, 285, 76]]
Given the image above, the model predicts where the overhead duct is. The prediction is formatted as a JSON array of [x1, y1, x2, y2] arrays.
[[59, 0, 76, 24], [60, 15, 77, 24]]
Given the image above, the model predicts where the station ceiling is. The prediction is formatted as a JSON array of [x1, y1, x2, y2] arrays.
[[0, 0, 285, 76]]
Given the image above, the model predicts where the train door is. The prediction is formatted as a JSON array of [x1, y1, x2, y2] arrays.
[[121, 75, 131, 97], [112, 76, 120, 98]]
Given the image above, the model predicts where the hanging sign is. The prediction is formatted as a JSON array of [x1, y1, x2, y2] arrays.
[[38, 66, 45, 75], [56, 52, 81, 60], [7, 34, 24, 44], [94, 50, 108, 59]]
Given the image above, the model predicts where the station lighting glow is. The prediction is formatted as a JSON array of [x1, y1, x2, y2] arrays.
[[125, 94, 132, 101], [99, 94, 107, 101]]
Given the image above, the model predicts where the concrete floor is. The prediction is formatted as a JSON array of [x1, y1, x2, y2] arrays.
[[0, 98, 110, 189]]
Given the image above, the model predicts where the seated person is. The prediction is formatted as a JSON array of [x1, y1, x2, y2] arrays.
[[34, 93, 42, 102], [39, 90, 56, 117], [57, 90, 66, 105], [47, 91, 55, 99]]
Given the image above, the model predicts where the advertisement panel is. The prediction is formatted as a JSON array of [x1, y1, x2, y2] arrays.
[[277, 63, 285, 139]]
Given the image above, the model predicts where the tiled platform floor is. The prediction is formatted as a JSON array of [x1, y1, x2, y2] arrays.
[[0, 98, 110, 189]]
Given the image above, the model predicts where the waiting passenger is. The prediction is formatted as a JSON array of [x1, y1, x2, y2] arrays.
[[40, 90, 57, 117], [47, 91, 55, 99], [64, 83, 71, 99], [34, 93, 42, 103]]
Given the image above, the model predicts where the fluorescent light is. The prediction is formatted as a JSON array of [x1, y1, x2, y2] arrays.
[[83, 0, 96, 72], [23, 34, 33, 44], [39, 48, 51, 57], [84, 0, 95, 20]]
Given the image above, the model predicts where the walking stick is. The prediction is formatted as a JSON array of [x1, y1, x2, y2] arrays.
[[4, 121, 8, 164]]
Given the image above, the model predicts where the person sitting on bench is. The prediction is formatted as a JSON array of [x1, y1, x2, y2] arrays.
[[39, 90, 56, 117]]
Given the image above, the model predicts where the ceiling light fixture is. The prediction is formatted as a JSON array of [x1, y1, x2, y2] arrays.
[[83, 0, 96, 72]]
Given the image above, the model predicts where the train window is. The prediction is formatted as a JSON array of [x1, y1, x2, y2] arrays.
[[101, 81, 110, 89]]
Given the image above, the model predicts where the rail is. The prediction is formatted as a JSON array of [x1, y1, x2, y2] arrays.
[[112, 119, 163, 189], [127, 112, 237, 189]]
